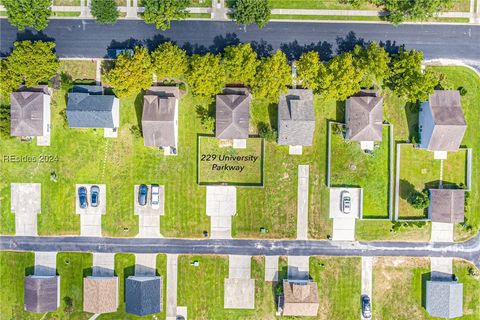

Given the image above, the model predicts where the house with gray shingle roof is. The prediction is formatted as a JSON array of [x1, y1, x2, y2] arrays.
[[426, 280, 463, 319], [277, 89, 315, 155], [66, 85, 120, 138], [125, 276, 162, 316], [419, 90, 466, 157], [280, 280, 319, 317], [142, 86, 179, 155], [24, 275, 60, 312], [345, 90, 383, 151], [215, 88, 250, 147], [10, 86, 51, 145], [428, 189, 465, 223]]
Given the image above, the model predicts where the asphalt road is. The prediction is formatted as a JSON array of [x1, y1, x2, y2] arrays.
[[1, 233, 479, 268], [1, 19, 480, 66]]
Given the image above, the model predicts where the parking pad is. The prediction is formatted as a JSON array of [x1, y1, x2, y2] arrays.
[[35, 252, 57, 276], [330, 187, 361, 241], [224, 255, 254, 309], [133, 185, 165, 216], [287, 256, 310, 281], [332, 217, 356, 241], [138, 215, 162, 238], [206, 186, 236, 239], [431, 222, 454, 242], [265, 256, 279, 281], [93, 253, 115, 277], [11, 183, 41, 236], [75, 184, 106, 215]]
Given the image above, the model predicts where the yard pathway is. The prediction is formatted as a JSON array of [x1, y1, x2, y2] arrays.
[[296, 165, 309, 240], [265, 255, 279, 281]]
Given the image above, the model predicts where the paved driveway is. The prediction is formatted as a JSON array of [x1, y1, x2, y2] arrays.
[[265, 256, 279, 281], [133, 185, 165, 216], [296, 165, 309, 240], [11, 183, 41, 236], [431, 222, 454, 242], [75, 184, 106, 215], [34, 251, 57, 276], [93, 252, 115, 277], [287, 256, 309, 281], [224, 255, 254, 309], [206, 186, 236, 239], [361, 257, 373, 320]]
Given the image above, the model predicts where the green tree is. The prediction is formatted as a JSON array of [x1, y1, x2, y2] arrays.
[[233, 0, 271, 28], [223, 43, 259, 87], [151, 42, 188, 80], [143, 0, 189, 30], [353, 42, 390, 88], [187, 53, 226, 98], [380, 0, 453, 24], [296, 51, 320, 91], [6, 41, 59, 89], [3, 0, 51, 31], [407, 190, 430, 209], [253, 50, 291, 101], [387, 49, 437, 102], [0, 60, 22, 98], [91, 0, 119, 24], [318, 52, 363, 101], [104, 46, 153, 98]]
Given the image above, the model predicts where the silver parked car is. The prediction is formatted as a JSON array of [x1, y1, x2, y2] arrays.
[[151, 184, 160, 209], [341, 191, 351, 214]]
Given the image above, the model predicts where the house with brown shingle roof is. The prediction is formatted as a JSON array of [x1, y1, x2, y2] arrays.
[[83, 276, 119, 314], [428, 189, 465, 223], [419, 90, 466, 157], [280, 280, 319, 317], [215, 87, 251, 147], [142, 86, 180, 155], [345, 90, 383, 151], [10, 86, 51, 145]]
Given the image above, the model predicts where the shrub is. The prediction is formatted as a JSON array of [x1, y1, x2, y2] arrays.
[[407, 190, 430, 209], [130, 125, 143, 138], [0, 104, 11, 139], [458, 86, 468, 96], [258, 122, 277, 142], [91, 0, 119, 24]]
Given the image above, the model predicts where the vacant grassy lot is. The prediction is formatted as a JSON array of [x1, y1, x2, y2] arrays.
[[330, 124, 390, 218], [310, 256, 362, 319], [373, 257, 480, 320], [356, 220, 431, 241], [177, 255, 277, 319], [198, 136, 264, 185], [268, 0, 376, 10], [60, 60, 97, 81]]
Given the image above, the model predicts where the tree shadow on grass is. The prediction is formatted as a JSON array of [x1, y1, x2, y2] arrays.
[[336, 101, 346, 123], [405, 102, 420, 143], [134, 92, 144, 129], [399, 179, 416, 200], [267, 102, 278, 130]]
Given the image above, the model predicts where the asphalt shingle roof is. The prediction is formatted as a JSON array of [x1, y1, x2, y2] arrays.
[[125, 276, 162, 316], [10, 91, 46, 136], [277, 89, 315, 146], [426, 280, 463, 319], [282, 280, 319, 316], [24, 276, 59, 313], [429, 189, 465, 223], [423, 90, 466, 151], [142, 95, 177, 147], [83, 276, 118, 314], [66, 86, 116, 128], [215, 88, 250, 139], [345, 90, 383, 141]]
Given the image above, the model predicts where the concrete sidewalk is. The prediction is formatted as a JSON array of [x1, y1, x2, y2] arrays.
[[296, 165, 309, 240]]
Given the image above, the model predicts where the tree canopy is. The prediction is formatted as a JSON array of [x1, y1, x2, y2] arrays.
[[296, 51, 321, 91], [143, 0, 190, 30], [104, 46, 153, 98], [151, 42, 189, 80], [352, 42, 390, 88], [233, 0, 271, 28], [3, 0, 51, 31], [187, 53, 226, 98], [91, 0, 119, 24], [386, 49, 437, 102], [223, 43, 259, 87], [253, 50, 291, 101], [318, 52, 363, 101], [0, 41, 59, 98]]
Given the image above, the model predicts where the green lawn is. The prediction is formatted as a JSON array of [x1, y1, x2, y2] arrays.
[[188, 13, 211, 18], [60, 60, 97, 81], [330, 124, 390, 218], [53, 0, 81, 5], [310, 256, 362, 319], [267, 0, 377, 10], [190, 0, 212, 7], [52, 11, 81, 17], [271, 14, 382, 21], [198, 136, 264, 186], [356, 220, 431, 241], [373, 257, 480, 320]]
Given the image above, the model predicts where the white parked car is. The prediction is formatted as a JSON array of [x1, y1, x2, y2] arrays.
[[341, 191, 351, 214], [151, 184, 160, 209]]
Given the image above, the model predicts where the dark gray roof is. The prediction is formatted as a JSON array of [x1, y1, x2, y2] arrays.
[[215, 89, 250, 139], [10, 91, 46, 136], [278, 89, 315, 146], [142, 94, 177, 147], [67, 87, 116, 128], [145, 86, 180, 99], [424, 90, 466, 151], [345, 90, 383, 141], [426, 280, 463, 319], [125, 276, 161, 316], [429, 189, 465, 223], [24, 276, 59, 313]]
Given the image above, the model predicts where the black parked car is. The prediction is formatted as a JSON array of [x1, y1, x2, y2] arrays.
[[138, 184, 148, 206], [90, 185, 100, 207], [78, 186, 88, 209], [362, 295, 372, 319]]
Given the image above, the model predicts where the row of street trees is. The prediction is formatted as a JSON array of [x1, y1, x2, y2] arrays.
[[104, 41, 438, 103]]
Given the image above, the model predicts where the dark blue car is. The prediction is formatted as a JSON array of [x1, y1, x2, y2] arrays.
[[78, 187, 87, 209], [138, 184, 148, 206], [91, 185, 100, 207]]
